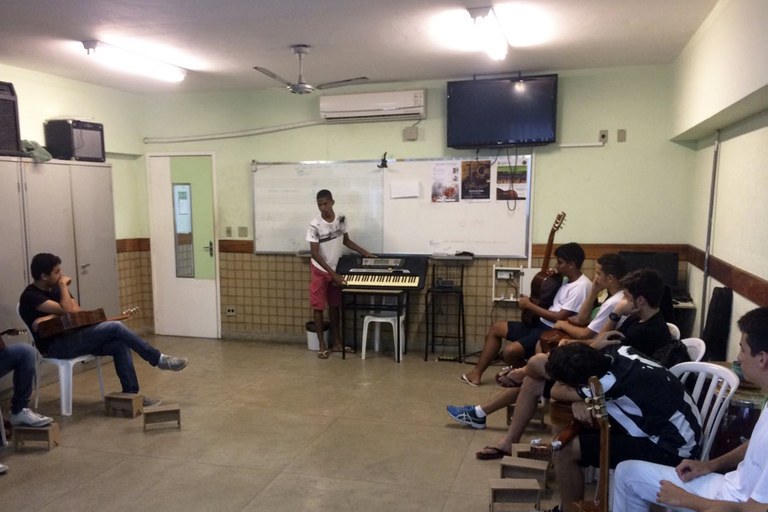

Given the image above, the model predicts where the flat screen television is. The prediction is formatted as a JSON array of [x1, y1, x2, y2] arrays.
[[446, 74, 558, 149], [619, 251, 680, 291]]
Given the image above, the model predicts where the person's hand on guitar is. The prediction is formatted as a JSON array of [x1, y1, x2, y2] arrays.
[[570, 400, 597, 426]]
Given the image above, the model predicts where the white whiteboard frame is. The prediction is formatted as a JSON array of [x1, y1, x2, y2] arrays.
[[252, 156, 531, 257]]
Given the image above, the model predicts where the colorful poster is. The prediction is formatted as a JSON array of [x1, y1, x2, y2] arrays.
[[431, 163, 460, 202], [496, 164, 527, 200], [461, 160, 491, 200]]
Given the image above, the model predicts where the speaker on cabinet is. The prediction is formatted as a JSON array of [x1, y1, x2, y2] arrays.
[[44, 119, 105, 162], [0, 81, 22, 155]]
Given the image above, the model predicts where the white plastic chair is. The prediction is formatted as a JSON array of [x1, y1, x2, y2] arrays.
[[681, 337, 706, 362], [361, 296, 406, 361], [670, 361, 739, 461], [667, 322, 681, 341], [17, 304, 105, 416]]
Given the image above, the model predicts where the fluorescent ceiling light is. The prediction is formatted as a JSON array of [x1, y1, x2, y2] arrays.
[[82, 40, 187, 83], [468, 7, 508, 61], [493, 4, 553, 47]]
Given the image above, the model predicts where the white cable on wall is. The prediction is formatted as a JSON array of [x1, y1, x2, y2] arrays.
[[143, 120, 324, 144]]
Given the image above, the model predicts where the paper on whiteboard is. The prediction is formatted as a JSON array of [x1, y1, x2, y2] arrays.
[[390, 180, 420, 198]]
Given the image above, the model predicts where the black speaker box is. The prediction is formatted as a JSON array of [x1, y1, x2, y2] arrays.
[[44, 119, 105, 162], [0, 81, 22, 155]]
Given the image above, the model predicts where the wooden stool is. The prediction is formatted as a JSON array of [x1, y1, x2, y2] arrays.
[[500, 456, 550, 489], [105, 392, 143, 417], [489, 478, 541, 512], [14, 423, 60, 450], [143, 404, 181, 430]]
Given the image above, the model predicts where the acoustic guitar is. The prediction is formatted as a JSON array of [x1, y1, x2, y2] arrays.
[[571, 376, 610, 512], [522, 212, 566, 326], [37, 307, 139, 339], [0, 328, 28, 350]]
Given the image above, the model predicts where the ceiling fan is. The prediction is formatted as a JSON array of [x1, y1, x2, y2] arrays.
[[254, 44, 369, 95]]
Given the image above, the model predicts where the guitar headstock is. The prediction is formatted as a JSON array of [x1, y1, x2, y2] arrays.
[[122, 306, 140, 317], [0, 328, 28, 336], [553, 211, 566, 232], [585, 375, 607, 420]]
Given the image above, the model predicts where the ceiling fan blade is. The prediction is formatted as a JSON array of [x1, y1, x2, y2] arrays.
[[253, 66, 294, 88], [316, 77, 370, 90]]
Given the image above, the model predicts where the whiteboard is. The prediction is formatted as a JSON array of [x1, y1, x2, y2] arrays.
[[253, 157, 531, 257]]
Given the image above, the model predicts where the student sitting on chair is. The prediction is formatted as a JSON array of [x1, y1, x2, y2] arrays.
[[612, 307, 768, 512], [547, 343, 701, 512], [18, 253, 188, 408], [447, 253, 627, 430], [458, 242, 591, 387], [459, 267, 674, 461], [0, 331, 54, 474]]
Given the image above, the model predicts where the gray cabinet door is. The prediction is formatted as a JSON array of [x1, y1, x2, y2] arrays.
[[0, 158, 28, 331], [22, 161, 118, 316], [22, 161, 77, 291], [70, 164, 119, 315]]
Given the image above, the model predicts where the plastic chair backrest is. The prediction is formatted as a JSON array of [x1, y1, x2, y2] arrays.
[[667, 322, 681, 341], [681, 337, 706, 362], [670, 361, 739, 461]]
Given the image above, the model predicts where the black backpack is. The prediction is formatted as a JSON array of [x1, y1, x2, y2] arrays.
[[652, 340, 691, 369]]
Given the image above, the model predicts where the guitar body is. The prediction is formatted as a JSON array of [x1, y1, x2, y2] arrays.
[[522, 270, 564, 326], [37, 307, 137, 339], [521, 212, 566, 327]]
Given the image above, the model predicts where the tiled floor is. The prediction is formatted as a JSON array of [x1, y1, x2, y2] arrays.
[[0, 336, 561, 511]]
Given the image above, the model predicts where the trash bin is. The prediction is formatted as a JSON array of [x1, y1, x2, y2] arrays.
[[305, 320, 330, 351]]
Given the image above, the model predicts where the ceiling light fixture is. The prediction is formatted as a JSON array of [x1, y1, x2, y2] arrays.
[[82, 40, 187, 83], [467, 7, 507, 61]]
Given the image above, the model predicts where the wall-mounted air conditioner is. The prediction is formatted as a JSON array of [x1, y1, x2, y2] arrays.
[[319, 89, 426, 123]]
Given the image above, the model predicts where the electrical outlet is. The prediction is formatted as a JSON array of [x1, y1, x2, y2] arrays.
[[617, 129, 627, 142], [225, 226, 233, 237], [225, 307, 236, 317], [599, 129, 608, 143]]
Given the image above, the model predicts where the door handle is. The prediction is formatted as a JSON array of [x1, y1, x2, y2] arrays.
[[80, 263, 91, 271], [202, 241, 214, 257]]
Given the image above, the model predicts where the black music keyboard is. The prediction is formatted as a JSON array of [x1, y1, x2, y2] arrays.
[[337, 255, 428, 290]]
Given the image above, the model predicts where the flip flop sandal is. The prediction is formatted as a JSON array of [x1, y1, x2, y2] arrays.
[[495, 367, 523, 388], [332, 346, 355, 354], [475, 446, 512, 460], [317, 350, 330, 359]]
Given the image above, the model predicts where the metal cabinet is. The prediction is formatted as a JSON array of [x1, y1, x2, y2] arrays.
[[0, 157, 119, 328]]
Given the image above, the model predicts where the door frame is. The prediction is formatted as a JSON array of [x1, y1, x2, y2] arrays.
[[146, 152, 221, 338]]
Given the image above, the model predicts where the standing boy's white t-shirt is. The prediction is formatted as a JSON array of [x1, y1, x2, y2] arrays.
[[306, 212, 347, 272]]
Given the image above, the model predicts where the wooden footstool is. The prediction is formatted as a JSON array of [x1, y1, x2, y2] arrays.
[[143, 404, 181, 430], [14, 423, 60, 450], [105, 392, 143, 417]]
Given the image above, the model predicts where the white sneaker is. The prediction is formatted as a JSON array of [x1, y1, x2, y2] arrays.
[[0, 462, 8, 474], [9, 408, 54, 428]]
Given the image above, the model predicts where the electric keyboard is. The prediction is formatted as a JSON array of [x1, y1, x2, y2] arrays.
[[336, 255, 428, 290]]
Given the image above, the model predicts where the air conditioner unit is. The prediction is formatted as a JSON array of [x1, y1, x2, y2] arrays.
[[319, 89, 426, 123]]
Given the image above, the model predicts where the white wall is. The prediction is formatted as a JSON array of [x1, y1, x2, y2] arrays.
[[673, 0, 768, 138]]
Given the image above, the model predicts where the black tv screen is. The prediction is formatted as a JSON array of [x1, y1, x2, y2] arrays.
[[619, 251, 680, 290], [447, 74, 558, 149]]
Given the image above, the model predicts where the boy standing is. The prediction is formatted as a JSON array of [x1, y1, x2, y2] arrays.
[[307, 189, 373, 359]]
